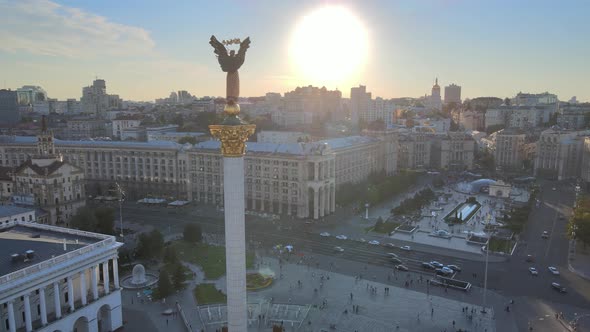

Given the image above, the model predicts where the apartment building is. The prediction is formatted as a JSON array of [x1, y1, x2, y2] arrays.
[[494, 129, 526, 169], [0, 132, 397, 219], [534, 128, 590, 180]]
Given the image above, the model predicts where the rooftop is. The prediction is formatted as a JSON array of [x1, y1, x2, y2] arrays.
[[0, 222, 103, 277], [0, 206, 35, 219]]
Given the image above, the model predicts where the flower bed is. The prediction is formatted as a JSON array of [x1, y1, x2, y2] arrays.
[[246, 273, 273, 291]]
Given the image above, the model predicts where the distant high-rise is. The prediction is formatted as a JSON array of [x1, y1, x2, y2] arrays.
[[16, 85, 47, 105], [81, 79, 121, 118], [0, 89, 20, 125], [350, 85, 371, 123], [444, 83, 462, 105]]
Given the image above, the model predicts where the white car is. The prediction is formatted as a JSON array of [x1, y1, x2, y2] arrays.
[[368, 240, 380, 245], [335, 235, 348, 240], [386, 252, 399, 258], [333, 246, 344, 252], [440, 266, 454, 274], [400, 245, 411, 251], [548, 266, 560, 275], [320, 232, 330, 237], [529, 267, 538, 276]]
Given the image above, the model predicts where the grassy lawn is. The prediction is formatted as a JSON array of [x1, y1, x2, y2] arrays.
[[369, 222, 400, 234], [172, 241, 254, 280], [194, 283, 226, 305], [488, 238, 514, 254]]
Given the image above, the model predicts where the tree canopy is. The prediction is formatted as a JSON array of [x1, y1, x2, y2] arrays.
[[569, 197, 590, 248], [183, 224, 202, 243], [70, 206, 115, 235]]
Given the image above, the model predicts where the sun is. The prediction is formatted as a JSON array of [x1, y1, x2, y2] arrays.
[[290, 6, 368, 86]]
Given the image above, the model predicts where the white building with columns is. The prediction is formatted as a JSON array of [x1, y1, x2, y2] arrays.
[[0, 221, 123, 332]]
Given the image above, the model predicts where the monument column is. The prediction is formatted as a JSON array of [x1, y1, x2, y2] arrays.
[[209, 35, 253, 331], [7, 301, 16, 332], [210, 114, 255, 331], [210, 110, 255, 331], [53, 282, 62, 319]]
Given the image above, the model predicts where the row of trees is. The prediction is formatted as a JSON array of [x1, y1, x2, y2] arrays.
[[392, 188, 435, 215], [336, 170, 419, 208], [502, 188, 537, 233], [568, 197, 590, 248], [134, 224, 202, 299], [70, 207, 115, 235]]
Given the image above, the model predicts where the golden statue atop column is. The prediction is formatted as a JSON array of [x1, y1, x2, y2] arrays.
[[208, 35, 256, 157]]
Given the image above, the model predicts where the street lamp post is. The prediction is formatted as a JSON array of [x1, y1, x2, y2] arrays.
[[482, 218, 490, 314], [365, 203, 370, 220], [116, 182, 125, 238]]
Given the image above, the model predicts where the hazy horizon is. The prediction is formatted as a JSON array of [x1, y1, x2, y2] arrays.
[[1, 0, 589, 102]]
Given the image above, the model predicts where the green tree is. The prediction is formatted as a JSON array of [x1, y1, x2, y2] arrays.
[[183, 224, 202, 243], [172, 263, 186, 290], [569, 198, 590, 248], [163, 246, 179, 265], [94, 207, 115, 235], [136, 230, 165, 258], [157, 270, 173, 299], [70, 207, 98, 232]]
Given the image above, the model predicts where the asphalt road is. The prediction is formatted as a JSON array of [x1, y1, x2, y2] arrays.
[[109, 179, 590, 331]]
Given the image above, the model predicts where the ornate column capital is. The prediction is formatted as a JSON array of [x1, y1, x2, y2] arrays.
[[209, 120, 256, 158]]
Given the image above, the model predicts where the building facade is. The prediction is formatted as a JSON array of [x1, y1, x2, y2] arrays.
[[444, 84, 461, 105], [0, 90, 20, 125], [0, 221, 123, 332], [534, 128, 590, 180], [65, 119, 107, 140], [494, 129, 526, 169], [439, 132, 475, 171], [12, 125, 86, 225], [0, 132, 398, 220]]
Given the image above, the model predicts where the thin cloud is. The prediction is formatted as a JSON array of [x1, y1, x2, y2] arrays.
[[0, 0, 155, 58]]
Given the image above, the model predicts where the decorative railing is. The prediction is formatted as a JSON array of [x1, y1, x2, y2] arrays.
[[0, 221, 116, 286]]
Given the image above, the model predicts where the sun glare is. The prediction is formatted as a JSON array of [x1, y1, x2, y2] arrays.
[[290, 6, 368, 86]]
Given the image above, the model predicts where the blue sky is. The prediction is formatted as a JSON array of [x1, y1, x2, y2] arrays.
[[1, 0, 589, 102]]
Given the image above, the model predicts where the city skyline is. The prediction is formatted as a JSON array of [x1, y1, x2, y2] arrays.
[[1, 0, 590, 102]]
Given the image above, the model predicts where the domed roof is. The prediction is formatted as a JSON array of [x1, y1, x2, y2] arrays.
[[468, 179, 497, 192]]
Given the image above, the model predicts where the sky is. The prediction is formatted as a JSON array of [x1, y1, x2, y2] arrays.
[[1, 0, 589, 102]]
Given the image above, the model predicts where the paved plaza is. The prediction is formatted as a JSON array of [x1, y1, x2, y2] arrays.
[[318, 179, 530, 256], [119, 255, 512, 331]]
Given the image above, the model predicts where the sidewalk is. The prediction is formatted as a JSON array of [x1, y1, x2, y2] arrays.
[[568, 239, 590, 280]]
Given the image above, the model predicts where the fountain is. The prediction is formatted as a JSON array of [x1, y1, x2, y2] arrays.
[[132, 264, 147, 285], [121, 264, 159, 289]]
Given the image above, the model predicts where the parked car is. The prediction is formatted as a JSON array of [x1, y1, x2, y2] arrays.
[[551, 282, 567, 293], [422, 262, 435, 270], [335, 235, 348, 240], [548, 266, 560, 275], [368, 240, 380, 245], [430, 261, 444, 268], [529, 267, 538, 276], [391, 257, 403, 264], [333, 246, 344, 253], [447, 264, 461, 272], [395, 264, 409, 271], [320, 232, 330, 237], [400, 245, 411, 251], [541, 231, 549, 239]]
